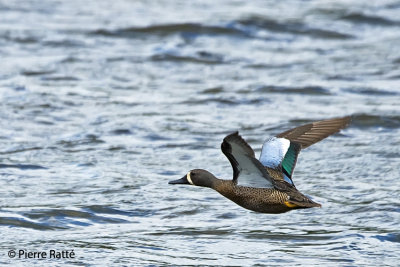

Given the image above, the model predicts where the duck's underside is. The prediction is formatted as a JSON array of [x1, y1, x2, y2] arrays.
[[215, 183, 321, 214]]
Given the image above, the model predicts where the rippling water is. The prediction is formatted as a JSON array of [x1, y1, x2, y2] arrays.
[[1, 0, 400, 265]]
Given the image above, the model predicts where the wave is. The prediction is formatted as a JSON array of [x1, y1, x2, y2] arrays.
[[351, 114, 400, 129], [90, 23, 246, 38], [0, 164, 47, 170], [90, 18, 354, 42], [0, 206, 147, 230], [235, 16, 353, 39], [340, 12, 400, 26], [257, 85, 331, 95]]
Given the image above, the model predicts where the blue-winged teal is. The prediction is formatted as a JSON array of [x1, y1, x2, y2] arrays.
[[169, 116, 351, 214]]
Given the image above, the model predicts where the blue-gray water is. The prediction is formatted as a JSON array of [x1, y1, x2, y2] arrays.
[[1, 0, 400, 266]]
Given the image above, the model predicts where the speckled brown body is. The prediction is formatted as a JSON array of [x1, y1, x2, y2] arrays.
[[213, 180, 309, 214]]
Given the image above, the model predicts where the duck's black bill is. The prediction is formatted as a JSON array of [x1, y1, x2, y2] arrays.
[[168, 175, 189, 185]]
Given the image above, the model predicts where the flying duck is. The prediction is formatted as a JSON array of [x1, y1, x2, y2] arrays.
[[169, 116, 351, 214]]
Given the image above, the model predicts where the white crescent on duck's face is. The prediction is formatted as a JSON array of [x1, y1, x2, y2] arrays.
[[186, 171, 194, 185]]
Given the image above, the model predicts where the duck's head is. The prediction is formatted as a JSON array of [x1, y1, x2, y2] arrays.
[[169, 169, 217, 188]]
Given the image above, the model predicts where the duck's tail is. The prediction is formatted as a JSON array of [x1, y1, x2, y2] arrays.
[[285, 198, 321, 209], [284, 188, 321, 209]]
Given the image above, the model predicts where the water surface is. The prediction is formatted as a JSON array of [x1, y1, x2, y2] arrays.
[[1, 0, 400, 266]]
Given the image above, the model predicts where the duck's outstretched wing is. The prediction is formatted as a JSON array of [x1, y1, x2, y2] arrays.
[[221, 132, 275, 188], [259, 116, 351, 185], [276, 116, 351, 148]]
